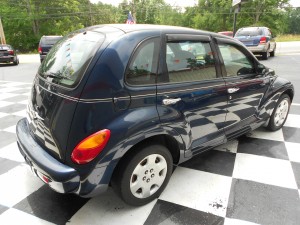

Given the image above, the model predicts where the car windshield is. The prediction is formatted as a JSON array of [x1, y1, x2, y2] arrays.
[[38, 31, 104, 88], [236, 28, 263, 37]]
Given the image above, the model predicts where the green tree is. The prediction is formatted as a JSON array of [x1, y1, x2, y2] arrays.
[[0, 0, 297, 52], [287, 7, 300, 34]]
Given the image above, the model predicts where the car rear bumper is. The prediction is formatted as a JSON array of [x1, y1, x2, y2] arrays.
[[16, 118, 80, 193], [0, 56, 14, 62], [40, 54, 47, 61], [246, 44, 268, 53]]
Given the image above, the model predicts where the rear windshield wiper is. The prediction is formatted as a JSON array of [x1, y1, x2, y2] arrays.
[[45, 72, 72, 81]]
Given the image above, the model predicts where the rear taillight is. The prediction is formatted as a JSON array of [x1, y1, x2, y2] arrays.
[[260, 36, 267, 44], [71, 129, 111, 164], [38, 46, 42, 53], [8, 50, 14, 55]]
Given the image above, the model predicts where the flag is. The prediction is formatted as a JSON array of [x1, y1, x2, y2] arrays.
[[126, 11, 136, 24]]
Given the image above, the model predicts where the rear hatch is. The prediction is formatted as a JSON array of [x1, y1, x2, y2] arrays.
[[27, 30, 105, 162], [235, 27, 264, 47], [0, 45, 11, 57]]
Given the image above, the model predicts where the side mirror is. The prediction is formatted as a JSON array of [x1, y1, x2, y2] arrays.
[[267, 68, 275, 76], [257, 64, 275, 76], [257, 64, 266, 74]]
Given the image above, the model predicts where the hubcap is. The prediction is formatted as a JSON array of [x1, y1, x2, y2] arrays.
[[130, 154, 167, 199], [274, 99, 289, 127]]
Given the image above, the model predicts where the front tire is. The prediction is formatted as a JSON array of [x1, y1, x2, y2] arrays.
[[112, 144, 173, 206], [267, 94, 290, 131]]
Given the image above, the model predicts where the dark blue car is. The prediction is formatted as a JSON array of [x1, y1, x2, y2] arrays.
[[16, 24, 293, 206]]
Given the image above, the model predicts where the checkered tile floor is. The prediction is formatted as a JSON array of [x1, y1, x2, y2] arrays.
[[1, 80, 300, 225]]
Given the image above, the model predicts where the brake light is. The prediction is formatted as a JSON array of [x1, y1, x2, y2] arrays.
[[38, 46, 42, 53], [42, 175, 49, 183], [71, 129, 111, 164], [260, 36, 267, 44], [8, 50, 14, 55]]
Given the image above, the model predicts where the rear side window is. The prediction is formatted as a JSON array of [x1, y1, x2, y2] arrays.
[[38, 31, 104, 88], [126, 37, 160, 86], [162, 40, 216, 83]]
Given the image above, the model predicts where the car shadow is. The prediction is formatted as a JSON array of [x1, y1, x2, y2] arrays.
[[0, 63, 15, 67]]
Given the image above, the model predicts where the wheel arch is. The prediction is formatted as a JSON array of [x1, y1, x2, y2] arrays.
[[111, 133, 183, 185], [282, 88, 294, 102]]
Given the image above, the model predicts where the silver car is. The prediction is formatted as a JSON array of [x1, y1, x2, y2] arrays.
[[234, 27, 276, 60]]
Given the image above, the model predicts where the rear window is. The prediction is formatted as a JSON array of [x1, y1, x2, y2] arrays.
[[0, 45, 11, 50], [38, 31, 104, 88], [41, 36, 62, 45], [235, 28, 263, 37]]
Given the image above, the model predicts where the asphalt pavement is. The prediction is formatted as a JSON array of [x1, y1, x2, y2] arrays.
[[259, 42, 300, 104]]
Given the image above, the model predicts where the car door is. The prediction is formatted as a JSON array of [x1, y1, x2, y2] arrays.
[[215, 37, 269, 140], [156, 34, 228, 157]]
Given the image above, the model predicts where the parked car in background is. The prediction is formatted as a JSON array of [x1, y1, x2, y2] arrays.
[[17, 24, 293, 206], [38, 35, 62, 62], [218, 31, 233, 37], [234, 26, 276, 60], [0, 44, 19, 65]]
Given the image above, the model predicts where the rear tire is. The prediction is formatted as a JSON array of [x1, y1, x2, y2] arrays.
[[270, 49, 275, 57], [13, 57, 19, 65], [267, 94, 290, 131], [262, 50, 269, 60], [112, 144, 173, 206]]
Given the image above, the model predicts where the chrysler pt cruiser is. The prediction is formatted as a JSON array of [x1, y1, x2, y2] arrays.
[[16, 24, 294, 206]]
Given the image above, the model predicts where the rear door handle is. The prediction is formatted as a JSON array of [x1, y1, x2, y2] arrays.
[[227, 87, 240, 94], [162, 98, 181, 105]]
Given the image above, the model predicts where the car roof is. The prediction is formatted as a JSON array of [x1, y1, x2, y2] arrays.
[[238, 26, 268, 30], [41, 35, 63, 37], [89, 24, 230, 39], [0, 44, 12, 48]]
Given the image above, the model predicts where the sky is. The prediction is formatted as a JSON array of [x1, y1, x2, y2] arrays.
[[290, 0, 300, 7], [90, 0, 300, 7]]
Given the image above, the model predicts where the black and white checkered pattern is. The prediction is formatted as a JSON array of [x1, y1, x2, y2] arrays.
[[1, 80, 300, 225], [27, 103, 59, 153]]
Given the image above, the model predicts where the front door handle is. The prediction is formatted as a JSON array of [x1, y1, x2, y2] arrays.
[[162, 98, 181, 105], [227, 87, 240, 94]]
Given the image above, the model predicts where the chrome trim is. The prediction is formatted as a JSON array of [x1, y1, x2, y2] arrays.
[[36, 83, 225, 103], [225, 79, 261, 85], [37, 84, 112, 103], [157, 83, 224, 96], [163, 98, 182, 105], [227, 87, 240, 94]]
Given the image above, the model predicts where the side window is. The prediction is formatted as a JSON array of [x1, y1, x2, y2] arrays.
[[163, 40, 217, 83], [218, 44, 255, 76], [126, 38, 159, 85]]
